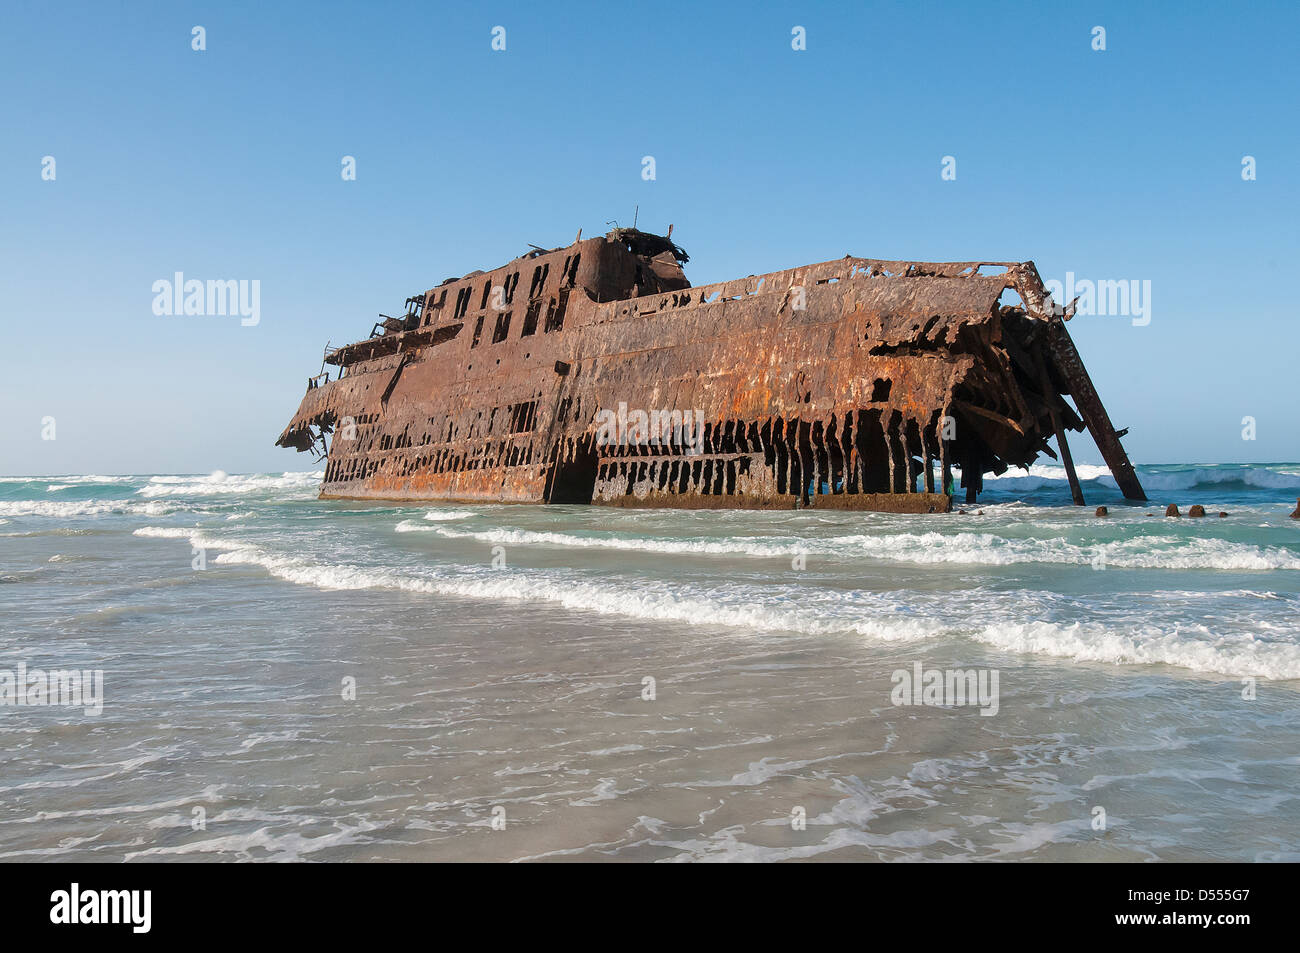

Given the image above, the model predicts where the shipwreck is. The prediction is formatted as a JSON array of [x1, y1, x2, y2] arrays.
[[277, 227, 1146, 513]]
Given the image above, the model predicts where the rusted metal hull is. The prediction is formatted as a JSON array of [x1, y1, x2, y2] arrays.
[[277, 230, 1145, 512]]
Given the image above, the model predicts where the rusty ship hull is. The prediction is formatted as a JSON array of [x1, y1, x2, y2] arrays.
[[277, 229, 1146, 512]]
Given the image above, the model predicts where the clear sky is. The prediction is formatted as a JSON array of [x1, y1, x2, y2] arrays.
[[3, 0, 1296, 475]]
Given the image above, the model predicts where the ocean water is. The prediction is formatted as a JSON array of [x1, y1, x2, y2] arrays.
[[1, 463, 1298, 862]]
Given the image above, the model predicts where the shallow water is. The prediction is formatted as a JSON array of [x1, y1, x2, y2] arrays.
[[1, 464, 1297, 861]]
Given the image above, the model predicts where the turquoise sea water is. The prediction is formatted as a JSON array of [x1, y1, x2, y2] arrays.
[[1, 463, 1297, 861]]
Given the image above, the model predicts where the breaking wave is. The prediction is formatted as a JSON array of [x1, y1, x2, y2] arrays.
[[982, 463, 1300, 494], [424, 525, 1300, 571], [129, 527, 1300, 679], [0, 475, 134, 485], [0, 500, 176, 518], [133, 526, 204, 539], [133, 527, 939, 643], [972, 619, 1300, 681], [135, 471, 323, 498]]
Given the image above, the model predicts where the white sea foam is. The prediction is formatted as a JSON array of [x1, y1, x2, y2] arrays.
[[425, 525, 1300, 571], [1133, 467, 1300, 492], [973, 620, 1300, 681], [66, 475, 136, 484], [834, 532, 1300, 571], [423, 509, 474, 521], [981, 463, 1300, 493], [397, 509, 480, 530], [135, 470, 323, 498], [0, 474, 135, 485], [428, 525, 793, 556], [141, 528, 938, 642], [394, 511, 473, 531], [979, 463, 1114, 491], [123, 817, 384, 862], [0, 500, 176, 518], [133, 526, 203, 539], [130, 528, 1300, 678]]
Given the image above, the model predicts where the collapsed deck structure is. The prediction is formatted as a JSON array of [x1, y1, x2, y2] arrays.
[[277, 227, 1146, 512]]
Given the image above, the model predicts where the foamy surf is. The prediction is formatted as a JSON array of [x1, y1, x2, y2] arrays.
[[129, 526, 1300, 679], [422, 509, 475, 521], [979, 462, 1300, 493], [135, 470, 324, 498], [394, 510, 474, 531], [195, 534, 940, 643], [973, 619, 1300, 681], [0, 499, 177, 518], [422, 524, 1300, 571], [133, 526, 204, 539]]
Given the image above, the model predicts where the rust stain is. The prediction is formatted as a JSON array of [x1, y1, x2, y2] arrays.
[[277, 228, 1146, 512]]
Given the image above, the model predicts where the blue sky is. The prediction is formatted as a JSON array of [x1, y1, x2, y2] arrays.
[[2, 0, 1296, 475]]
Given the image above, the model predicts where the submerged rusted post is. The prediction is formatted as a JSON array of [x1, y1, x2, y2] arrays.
[[939, 407, 951, 498], [1037, 354, 1085, 506], [1052, 417, 1085, 506], [963, 442, 979, 505]]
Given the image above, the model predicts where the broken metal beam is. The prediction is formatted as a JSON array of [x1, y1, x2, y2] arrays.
[[1044, 316, 1147, 502]]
